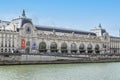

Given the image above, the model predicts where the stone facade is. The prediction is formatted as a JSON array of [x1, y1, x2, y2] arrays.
[[0, 10, 120, 54]]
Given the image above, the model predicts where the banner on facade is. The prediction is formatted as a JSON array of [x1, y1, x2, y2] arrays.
[[32, 40, 36, 49], [21, 39, 26, 49]]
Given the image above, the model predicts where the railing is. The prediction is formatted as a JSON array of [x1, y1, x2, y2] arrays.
[[0, 52, 120, 57]]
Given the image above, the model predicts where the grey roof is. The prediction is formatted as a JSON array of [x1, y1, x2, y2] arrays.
[[110, 36, 120, 39], [21, 18, 32, 27], [101, 29, 106, 35], [0, 20, 10, 24], [35, 25, 96, 36], [12, 17, 32, 27]]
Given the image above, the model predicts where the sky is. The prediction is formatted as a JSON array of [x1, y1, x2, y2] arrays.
[[0, 0, 120, 36]]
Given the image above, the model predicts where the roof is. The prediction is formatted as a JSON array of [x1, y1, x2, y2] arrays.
[[35, 25, 96, 36], [21, 18, 32, 27], [0, 20, 10, 24], [110, 36, 120, 39]]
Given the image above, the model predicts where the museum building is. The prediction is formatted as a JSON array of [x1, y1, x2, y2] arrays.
[[0, 10, 120, 54]]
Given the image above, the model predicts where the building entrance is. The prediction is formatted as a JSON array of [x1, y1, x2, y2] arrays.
[[26, 47, 30, 54]]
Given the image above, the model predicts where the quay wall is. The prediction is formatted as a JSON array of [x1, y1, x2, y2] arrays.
[[0, 55, 120, 65]]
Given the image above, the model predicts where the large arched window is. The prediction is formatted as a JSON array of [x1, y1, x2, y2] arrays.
[[87, 44, 93, 53], [61, 42, 67, 50], [95, 44, 100, 53], [39, 42, 46, 52], [71, 43, 77, 53], [79, 43, 85, 53], [79, 43, 85, 50], [61, 42, 67, 53], [50, 42, 57, 52], [87, 44, 92, 50]]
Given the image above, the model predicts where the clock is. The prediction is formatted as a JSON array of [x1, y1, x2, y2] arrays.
[[23, 23, 33, 34], [26, 27, 31, 34]]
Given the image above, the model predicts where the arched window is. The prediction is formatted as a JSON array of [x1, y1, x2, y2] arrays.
[[87, 44, 93, 53], [9, 49, 11, 52], [5, 48, 7, 52], [79, 43, 85, 53], [95, 44, 100, 53], [87, 44, 92, 50], [39, 42, 46, 52], [1, 49, 3, 53], [50, 42, 57, 52], [79, 43, 85, 50], [61, 42, 67, 50], [61, 42, 67, 53], [95, 44, 100, 50], [71, 43, 77, 53], [71, 43, 77, 50]]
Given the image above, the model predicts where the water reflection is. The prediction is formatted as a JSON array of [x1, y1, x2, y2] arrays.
[[0, 63, 120, 80]]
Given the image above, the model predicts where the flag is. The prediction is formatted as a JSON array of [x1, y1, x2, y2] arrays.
[[21, 39, 26, 49], [32, 40, 36, 49]]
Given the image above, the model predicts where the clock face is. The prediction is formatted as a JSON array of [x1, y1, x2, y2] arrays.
[[26, 26, 31, 34], [23, 23, 33, 34]]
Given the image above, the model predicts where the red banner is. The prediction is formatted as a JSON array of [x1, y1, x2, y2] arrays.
[[21, 39, 26, 49]]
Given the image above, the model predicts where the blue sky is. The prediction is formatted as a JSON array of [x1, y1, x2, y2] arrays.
[[0, 0, 120, 36]]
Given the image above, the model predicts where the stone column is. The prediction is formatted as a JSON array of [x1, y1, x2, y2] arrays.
[[58, 49, 61, 53], [93, 50, 95, 54], [77, 50, 79, 54], [86, 50, 88, 54], [47, 49, 50, 53], [68, 49, 71, 54]]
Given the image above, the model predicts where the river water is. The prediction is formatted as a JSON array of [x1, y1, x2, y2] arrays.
[[0, 63, 120, 80]]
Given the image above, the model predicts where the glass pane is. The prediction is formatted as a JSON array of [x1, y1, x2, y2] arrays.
[[71, 43, 77, 50], [61, 42, 67, 49], [39, 42, 46, 49], [50, 42, 57, 49]]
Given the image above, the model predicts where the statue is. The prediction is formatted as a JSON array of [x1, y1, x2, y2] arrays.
[[22, 10, 26, 17]]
